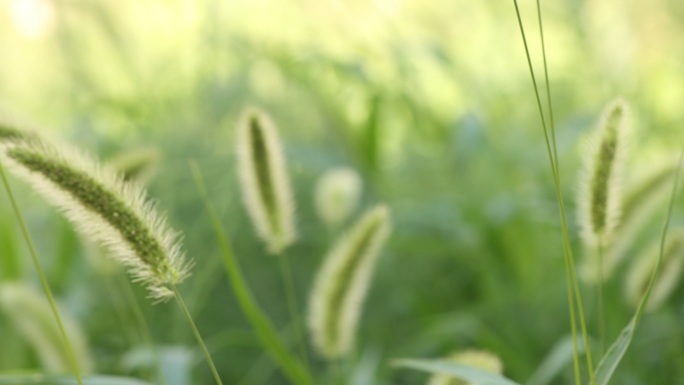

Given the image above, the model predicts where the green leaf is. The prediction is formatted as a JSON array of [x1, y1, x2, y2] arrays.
[[527, 336, 586, 385], [0, 374, 153, 385], [393, 359, 522, 385]]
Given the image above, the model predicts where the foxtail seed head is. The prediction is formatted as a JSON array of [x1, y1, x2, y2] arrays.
[[624, 229, 684, 311], [578, 98, 630, 246], [0, 140, 190, 301], [235, 107, 296, 254], [427, 350, 503, 385], [308, 205, 391, 360], [107, 147, 162, 185], [314, 167, 363, 228]]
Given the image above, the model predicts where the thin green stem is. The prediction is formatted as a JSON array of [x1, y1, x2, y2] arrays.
[[118, 273, 169, 385], [277, 252, 310, 370], [512, 1, 594, 384], [636, 150, 684, 325], [597, 237, 605, 356], [189, 159, 314, 385], [172, 286, 224, 385], [0, 163, 84, 385]]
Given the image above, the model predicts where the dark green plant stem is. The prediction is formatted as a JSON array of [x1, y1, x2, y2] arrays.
[[189, 160, 314, 385], [0, 163, 85, 385], [172, 285, 224, 385], [512, 1, 594, 384], [277, 251, 311, 370]]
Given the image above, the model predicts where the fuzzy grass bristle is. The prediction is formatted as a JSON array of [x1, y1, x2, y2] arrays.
[[235, 107, 296, 254], [0, 140, 191, 301], [308, 205, 391, 360]]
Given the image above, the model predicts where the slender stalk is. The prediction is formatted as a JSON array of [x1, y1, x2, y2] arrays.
[[597, 237, 605, 356], [172, 285, 224, 385], [189, 160, 314, 385], [513, 1, 594, 383], [118, 273, 169, 385], [0, 162, 84, 385], [635, 150, 684, 324], [277, 252, 310, 371]]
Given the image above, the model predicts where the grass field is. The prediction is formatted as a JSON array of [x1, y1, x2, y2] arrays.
[[0, 1, 683, 384]]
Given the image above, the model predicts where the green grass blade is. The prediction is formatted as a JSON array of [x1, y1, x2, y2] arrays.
[[188, 160, 314, 385], [393, 359, 522, 385], [0, 160, 84, 385], [592, 151, 683, 385], [527, 336, 586, 385]]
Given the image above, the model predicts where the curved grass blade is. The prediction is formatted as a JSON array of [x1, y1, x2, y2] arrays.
[[189, 160, 313, 385], [393, 359, 521, 385], [592, 151, 683, 385], [527, 336, 586, 385]]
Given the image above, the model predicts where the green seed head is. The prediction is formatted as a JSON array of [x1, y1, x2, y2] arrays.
[[308, 205, 391, 360], [578, 98, 629, 246], [0, 141, 190, 301], [235, 107, 296, 254]]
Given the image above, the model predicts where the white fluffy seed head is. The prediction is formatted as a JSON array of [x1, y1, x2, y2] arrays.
[[0, 140, 191, 301], [308, 205, 391, 360], [578, 98, 630, 247], [624, 229, 684, 311], [314, 167, 363, 228], [235, 107, 297, 255], [428, 350, 504, 385]]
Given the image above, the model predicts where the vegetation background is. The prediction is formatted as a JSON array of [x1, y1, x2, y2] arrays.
[[0, 0, 683, 384]]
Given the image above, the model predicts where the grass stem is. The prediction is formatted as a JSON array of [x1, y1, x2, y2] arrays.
[[172, 285, 224, 385], [0, 162, 84, 385], [512, 1, 594, 383], [277, 252, 310, 370], [189, 159, 314, 385]]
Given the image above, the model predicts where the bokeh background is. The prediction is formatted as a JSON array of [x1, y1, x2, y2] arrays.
[[0, 0, 683, 384]]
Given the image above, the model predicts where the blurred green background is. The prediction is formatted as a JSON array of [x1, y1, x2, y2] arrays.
[[0, 0, 683, 384]]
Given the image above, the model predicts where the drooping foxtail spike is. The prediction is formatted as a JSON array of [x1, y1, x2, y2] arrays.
[[0, 140, 191, 301]]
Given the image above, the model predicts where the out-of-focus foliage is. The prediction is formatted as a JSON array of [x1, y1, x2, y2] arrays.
[[0, 0, 683, 384]]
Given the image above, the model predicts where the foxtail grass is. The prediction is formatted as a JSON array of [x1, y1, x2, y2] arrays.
[[426, 350, 503, 385], [0, 140, 191, 300], [314, 167, 363, 229], [0, 140, 224, 385], [236, 107, 296, 254], [234, 108, 308, 367], [578, 99, 629, 247], [308, 205, 391, 360], [577, 99, 629, 354]]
